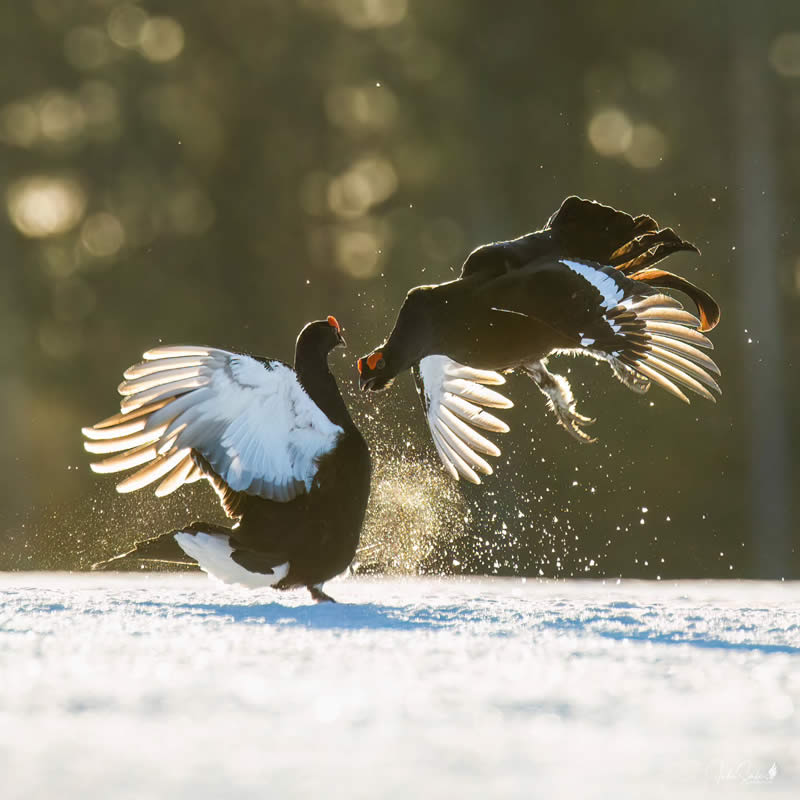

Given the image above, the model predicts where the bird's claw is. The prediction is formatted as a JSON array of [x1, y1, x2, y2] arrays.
[[553, 404, 597, 443], [524, 360, 598, 444]]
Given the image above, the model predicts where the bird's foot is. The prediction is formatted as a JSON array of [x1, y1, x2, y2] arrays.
[[524, 360, 597, 444], [309, 584, 337, 603], [608, 357, 651, 395], [549, 400, 596, 443]]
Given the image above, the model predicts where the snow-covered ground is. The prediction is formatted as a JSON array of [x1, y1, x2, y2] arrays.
[[1, 573, 798, 799]]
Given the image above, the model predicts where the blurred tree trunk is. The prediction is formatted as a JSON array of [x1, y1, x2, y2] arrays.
[[732, 3, 791, 576]]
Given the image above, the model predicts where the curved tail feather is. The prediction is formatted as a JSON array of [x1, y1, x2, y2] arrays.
[[625, 267, 721, 331]]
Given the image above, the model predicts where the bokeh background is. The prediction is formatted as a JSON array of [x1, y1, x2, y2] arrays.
[[1, 0, 797, 578]]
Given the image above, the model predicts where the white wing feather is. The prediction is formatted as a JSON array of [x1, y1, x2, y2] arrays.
[[83, 346, 344, 503], [415, 355, 513, 484]]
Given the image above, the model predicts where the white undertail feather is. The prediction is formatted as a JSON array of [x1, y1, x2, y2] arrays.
[[560, 259, 625, 310], [417, 355, 513, 484], [174, 531, 290, 588], [82, 345, 344, 504]]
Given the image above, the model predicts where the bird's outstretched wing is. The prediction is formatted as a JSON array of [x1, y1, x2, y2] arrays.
[[82, 346, 343, 508], [412, 356, 513, 484]]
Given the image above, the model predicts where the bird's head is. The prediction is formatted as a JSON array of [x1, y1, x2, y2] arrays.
[[358, 286, 436, 392], [297, 316, 347, 358], [357, 346, 396, 392]]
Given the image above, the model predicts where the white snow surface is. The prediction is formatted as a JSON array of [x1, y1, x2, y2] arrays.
[[1, 573, 799, 799]]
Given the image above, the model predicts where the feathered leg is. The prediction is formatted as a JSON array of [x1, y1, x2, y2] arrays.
[[523, 360, 596, 443]]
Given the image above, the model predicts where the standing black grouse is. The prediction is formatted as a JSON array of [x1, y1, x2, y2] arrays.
[[83, 317, 370, 603], [358, 197, 721, 465]]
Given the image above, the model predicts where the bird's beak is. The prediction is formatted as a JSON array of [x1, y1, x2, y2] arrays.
[[336, 331, 347, 349]]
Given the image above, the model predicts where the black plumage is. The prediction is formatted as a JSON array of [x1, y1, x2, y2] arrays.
[[358, 197, 721, 445], [84, 317, 371, 603]]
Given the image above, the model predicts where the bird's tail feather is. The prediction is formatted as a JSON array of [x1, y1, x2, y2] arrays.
[[91, 522, 229, 571], [624, 267, 720, 332], [594, 294, 721, 404]]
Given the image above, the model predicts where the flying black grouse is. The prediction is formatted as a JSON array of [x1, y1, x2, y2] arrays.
[[358, 197, 721, 472], [83, 317, 371, 602]]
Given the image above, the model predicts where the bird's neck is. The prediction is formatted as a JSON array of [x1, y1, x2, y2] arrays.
[[294, 349, 354, 430], [384, 281, 469, 367]]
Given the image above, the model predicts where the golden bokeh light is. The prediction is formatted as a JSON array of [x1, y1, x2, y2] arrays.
[[352, 155, 398, 203], [81, 212, 126, 257], [325, 84, 398, 132], [139, 17, 185, 63], [769, 32, 800, 77], [327, 155, 398, 219], [7, 175, 87, 238], [107, 4, 148, 49], [333, 0, 408, 29], [333, 218, 391, 278], [587, 108, 634, 157], [335, 229, 381, 277], [624, 123, 668, 169], [39, 92, 87, 143], [328, 173, 373, 219]]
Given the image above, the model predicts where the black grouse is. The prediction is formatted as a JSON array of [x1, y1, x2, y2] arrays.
[[83, 317, 370, 603], [358, 197, 721, 465]]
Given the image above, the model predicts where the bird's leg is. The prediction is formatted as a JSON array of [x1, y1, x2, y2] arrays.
[[308, 584, 337, 603], [523, 360, 596, 443]]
